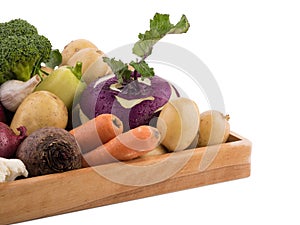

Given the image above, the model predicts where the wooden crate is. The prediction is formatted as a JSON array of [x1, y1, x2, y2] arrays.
[[0, 132, 251, 225]]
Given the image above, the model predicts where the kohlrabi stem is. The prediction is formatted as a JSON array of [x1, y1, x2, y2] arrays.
[[132, 70, 140, 91], [133, 70, 138, 81]]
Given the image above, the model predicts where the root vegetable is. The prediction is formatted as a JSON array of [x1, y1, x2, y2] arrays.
[[10, 91, 68, 135], [67, 48, 111, 84], [82, 55, 112, 84], [0, 122, 27, 158], [82, 125, 161, 167], [197, 110, 230, 147], [61, 39, 99, 65], [16, 127, 81, 177], [157, 97, 200, 151], [80, 74, 180, 131], [70, 114, 123, 153]]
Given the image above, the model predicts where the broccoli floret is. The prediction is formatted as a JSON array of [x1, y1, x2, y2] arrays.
[[0, 19, 52, 84], [0, 19, 38, 38]]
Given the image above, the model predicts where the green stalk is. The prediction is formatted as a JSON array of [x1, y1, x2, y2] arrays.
[[68, 62, 82, 80]]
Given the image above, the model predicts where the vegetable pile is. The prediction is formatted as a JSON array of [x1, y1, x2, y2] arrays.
[[0, 13, 231, 182]]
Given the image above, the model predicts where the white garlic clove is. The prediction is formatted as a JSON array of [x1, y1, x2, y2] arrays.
[[0, 75, 41, 112]]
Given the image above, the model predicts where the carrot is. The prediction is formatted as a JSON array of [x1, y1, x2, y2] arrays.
[[81, 125, 161, 167], [70, 114, 123, 153]]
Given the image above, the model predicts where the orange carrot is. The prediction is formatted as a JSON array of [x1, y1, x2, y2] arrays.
[[70, 114, 123, 153], [81, 125, 161, 167]]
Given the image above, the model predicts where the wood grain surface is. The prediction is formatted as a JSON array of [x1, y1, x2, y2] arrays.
[[0, 132, 251, 225]]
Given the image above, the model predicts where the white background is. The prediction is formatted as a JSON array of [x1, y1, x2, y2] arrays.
[[2, 0, 300, 224]]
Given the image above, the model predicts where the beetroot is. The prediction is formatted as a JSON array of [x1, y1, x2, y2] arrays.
[[16, 127, 81, 177], [0, 122, 27, 158]]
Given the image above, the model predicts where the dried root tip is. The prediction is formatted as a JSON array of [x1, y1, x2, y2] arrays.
[[225, 114, 230, 121], [16, 126, 27, 141]]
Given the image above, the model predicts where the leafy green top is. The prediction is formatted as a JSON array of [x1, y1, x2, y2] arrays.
[[103, 13, 190, 84]]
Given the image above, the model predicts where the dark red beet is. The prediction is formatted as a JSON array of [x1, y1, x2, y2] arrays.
[[16, 127, 81, 177], [0, 122, 27, 158]]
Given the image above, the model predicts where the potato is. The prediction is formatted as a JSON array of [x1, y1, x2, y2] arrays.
[[197, 110, 230, 147], [157, 97, 200, 151], [67, 48, 111, 84], [10, 91, 68, 135], [61, 39, 98, 65]]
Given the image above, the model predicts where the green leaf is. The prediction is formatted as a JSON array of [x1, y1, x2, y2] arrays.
[[103, 57, 132, 83], [169, 15, 190, 34], [133, 13, 190, 58], [130, 61, 154, 79], [102, 13, 190, 84], [132, 40, 157, 59], [44, 49, 62, 69]]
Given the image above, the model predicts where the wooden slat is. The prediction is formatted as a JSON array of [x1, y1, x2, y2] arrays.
[[0, 132, 251, 225]]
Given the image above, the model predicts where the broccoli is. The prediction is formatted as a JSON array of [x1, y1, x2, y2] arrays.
[[0, 19, 52, 84], [0, 19, 38, 38]]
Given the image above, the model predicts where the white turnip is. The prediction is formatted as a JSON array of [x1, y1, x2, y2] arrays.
[[67, 48, 110, 84], [197, 110, 230, 147], [157, 98, 200, 151]]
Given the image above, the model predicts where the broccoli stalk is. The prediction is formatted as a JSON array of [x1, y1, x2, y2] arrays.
[[0, 19, 52, 84], [11, 57, 41, 82]]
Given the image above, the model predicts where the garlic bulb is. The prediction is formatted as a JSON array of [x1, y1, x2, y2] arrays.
[[0, 75, 41, 112]]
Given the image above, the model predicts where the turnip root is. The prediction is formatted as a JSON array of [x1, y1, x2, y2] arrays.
[[67, 48, 111, 84], [16, 127, 81, 177], [61, 39, 99, 65], [0, 122, 27, 158], [157, 98, 200, 151], [197, 110, 230, 147]]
